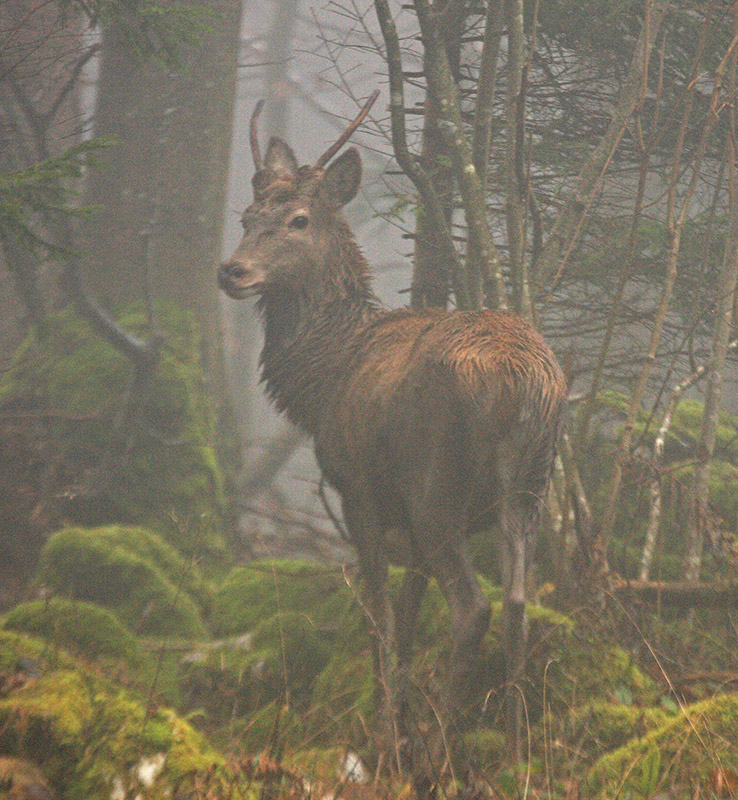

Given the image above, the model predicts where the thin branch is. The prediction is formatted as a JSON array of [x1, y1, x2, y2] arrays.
[[640, 339, 738, 580], [471, 0, 503, 175], [504, 0, 530, 317], [373, 0, 472, 308], [599, 25, 731, 555], [44, 44, 100, 127], [412, 0, 508, 309]]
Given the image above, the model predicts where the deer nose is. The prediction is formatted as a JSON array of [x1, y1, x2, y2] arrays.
[[220, 259, 247, 279]]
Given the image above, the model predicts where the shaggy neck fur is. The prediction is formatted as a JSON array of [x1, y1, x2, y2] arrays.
[[258, 219, 380, 433]]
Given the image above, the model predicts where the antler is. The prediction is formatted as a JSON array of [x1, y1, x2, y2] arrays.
[[250, 99, 265, 171], [313, 90, 379, 169]]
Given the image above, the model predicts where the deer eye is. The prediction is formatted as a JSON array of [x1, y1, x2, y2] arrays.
[[289, 214, 309, 230]]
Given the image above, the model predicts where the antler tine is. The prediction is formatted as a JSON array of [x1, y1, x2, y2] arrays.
[[250, 99, 265, 171], [313, 90, 379, 169]]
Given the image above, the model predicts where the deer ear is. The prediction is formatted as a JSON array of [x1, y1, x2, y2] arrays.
[[320, 148, 361, 207], [265, 137, 298, 176]]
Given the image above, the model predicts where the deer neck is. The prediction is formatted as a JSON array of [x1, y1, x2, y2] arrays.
[[258, 233, 379, 434]]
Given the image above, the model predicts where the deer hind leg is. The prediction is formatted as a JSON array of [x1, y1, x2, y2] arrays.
[[341, 495, 400, 773], [499, 494, 538, 765], [410, 507, 491, 714], [396, 564, 428, 727]]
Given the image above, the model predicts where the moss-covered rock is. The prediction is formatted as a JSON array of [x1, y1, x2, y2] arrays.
[[537, 631, 658, 719], [38, 525, 208, 639], [3, 597, 145, 666], [211, 560, 347, 637], [186, 562, 348, 726], [565, 700, 673, 761], [249, 612, 331, 705], [1, 595, 184, 704], [587, 693, 738, 798], [0, 303, 226, 556], [0, 630, 226, 799], [177, 613, 331, 732]]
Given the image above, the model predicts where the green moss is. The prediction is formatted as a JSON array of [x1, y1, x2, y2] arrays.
[[178, 613, 332, 729], [672, 458, 738, 525], [45, 523, 209, 608], [544, 637, 657, 714], [0, 629, 67, 672], [249, 612, 331, 704], [587, 694, 738, 797], [177, 634, 254, 725], [0, 670, 92, 786], [3, 597, 145, 666], [566, 701, 672, 760], [211, 560, 347, 637], [592, 394, 738, 462], [665, 399, 738, 461], [0, 303, 226, 555], [585, 394, 738, 549], [38, 525, 208, 639], [0, 597, 184, 703], [0, 631, 223, 799], [462, 728, 507, 766]]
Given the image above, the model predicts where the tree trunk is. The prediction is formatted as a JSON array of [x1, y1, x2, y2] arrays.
[[411, 0, 464, 310], [684, 26, 738, 581], [81, 0, 241, 393]]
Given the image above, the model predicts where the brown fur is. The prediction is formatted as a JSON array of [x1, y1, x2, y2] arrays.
[[219, 136, 568, 769]]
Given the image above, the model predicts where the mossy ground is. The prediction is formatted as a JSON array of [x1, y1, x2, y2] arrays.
[[587, 694, 738, 798], [2, 306, 738, 798], [2, 547, 737, 799], [3, 597, 147, 667], [0, 631, 241, 799]]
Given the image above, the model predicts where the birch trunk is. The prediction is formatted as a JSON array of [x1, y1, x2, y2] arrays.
[[684, 34, 738, 581]]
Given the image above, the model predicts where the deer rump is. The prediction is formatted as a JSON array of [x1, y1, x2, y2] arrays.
[[315, 306, 564, 549]]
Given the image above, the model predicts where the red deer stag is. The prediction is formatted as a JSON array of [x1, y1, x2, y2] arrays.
[[219, 93, 567, 768]]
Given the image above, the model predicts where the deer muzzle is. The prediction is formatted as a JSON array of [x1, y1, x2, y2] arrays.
[[218, 258, 264, 299]]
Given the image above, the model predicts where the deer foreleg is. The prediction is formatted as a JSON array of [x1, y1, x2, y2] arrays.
[[342, 496, 400, 773], [500, 502, 533, 765]]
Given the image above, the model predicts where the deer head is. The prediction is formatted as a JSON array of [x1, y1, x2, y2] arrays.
[[218, 92, 378, 301]]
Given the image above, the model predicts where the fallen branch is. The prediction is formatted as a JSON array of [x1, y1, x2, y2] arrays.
[[610, 578, 738, 608]]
